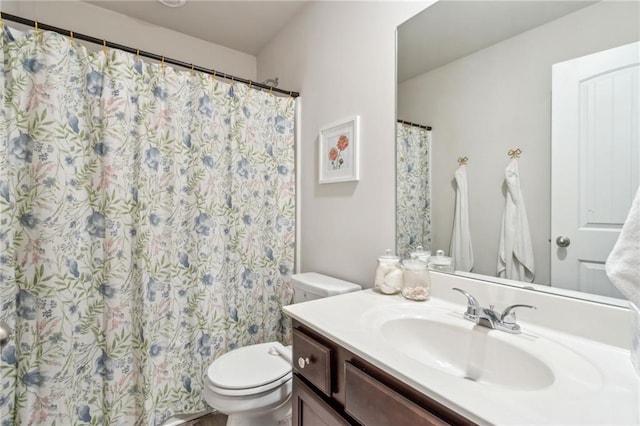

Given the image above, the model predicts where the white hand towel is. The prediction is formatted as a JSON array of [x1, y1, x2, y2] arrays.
[[605, 186, 640, 307], [497, 159, 535, 282], [450, 164, 474, 272]]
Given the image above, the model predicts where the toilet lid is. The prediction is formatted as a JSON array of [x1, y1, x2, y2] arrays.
[[207, 342, 291, 390]]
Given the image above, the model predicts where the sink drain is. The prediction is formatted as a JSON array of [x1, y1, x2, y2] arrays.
[[463, 376, 477, 382]]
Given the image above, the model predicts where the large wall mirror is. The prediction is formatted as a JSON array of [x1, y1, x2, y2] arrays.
[[396, 0, 639, 304]]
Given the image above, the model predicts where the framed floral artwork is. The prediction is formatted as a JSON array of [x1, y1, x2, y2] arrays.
[[318, 115, 360, 184]]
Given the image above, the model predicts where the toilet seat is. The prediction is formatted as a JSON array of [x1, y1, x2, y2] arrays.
[[206, 342, 292, 397]]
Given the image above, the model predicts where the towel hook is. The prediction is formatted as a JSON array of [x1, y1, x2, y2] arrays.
[[457, 156, 468, 165], [508, 148, 522, 159]]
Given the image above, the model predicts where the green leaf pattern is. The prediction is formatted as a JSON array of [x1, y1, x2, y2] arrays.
[[0, 27, 295, 425], [396, 123, 431, 259]]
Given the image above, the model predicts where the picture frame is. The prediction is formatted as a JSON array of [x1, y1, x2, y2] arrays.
[[318, 115, 360, 184]]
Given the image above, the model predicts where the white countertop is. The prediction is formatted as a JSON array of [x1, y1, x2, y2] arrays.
[[283, 279, 640, 425]]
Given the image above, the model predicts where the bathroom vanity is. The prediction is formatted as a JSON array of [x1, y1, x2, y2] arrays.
[[283, 272, 640, 425], [291, 321, 473, 425]]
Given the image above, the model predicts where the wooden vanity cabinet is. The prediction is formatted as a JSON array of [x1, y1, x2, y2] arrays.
[[291, 320, 476, 426]]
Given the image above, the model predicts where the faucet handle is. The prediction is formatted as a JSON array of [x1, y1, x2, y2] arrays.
[[452, 288, 480, 307], [452, 288, 481, 319], [500, 304, 536, 324]]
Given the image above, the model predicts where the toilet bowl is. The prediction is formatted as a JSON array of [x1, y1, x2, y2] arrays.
[[203, 273, 361, 426], [204, 342, 293, 426]]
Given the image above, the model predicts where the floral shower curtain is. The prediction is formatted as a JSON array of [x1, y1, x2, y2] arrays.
[[396, 123, 431, 260], [0, 26, 295, 425]]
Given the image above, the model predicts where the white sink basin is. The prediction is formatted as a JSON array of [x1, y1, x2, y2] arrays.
[[380, 316, 554, 390], [362, 303, 603, 393]]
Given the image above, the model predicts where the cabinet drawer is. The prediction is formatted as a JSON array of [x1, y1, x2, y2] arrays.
[[292, 375, 350, 426], [292, 329, 332, 396], [345, 363, 448, 426]]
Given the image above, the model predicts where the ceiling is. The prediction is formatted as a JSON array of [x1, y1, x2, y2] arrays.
[[397, 0, 598, 82], [86, 0, 311, 56]]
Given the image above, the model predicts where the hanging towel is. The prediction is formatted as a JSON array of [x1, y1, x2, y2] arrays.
[[605, 186, 640, 308], [497, 159, 535, 282], [450, 164, 474, 271]]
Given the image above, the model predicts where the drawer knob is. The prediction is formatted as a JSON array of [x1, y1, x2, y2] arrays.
[[297, 356, 310, 369]]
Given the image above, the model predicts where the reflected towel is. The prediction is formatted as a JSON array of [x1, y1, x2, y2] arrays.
[[450, 164, 474, 272], [497, 159, 535, 282], [606, 186, 640, 307]]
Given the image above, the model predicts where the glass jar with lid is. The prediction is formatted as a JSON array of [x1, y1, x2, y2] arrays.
[[401, 255, 430, 301], [427, 249, 455, 273], [410, 245, 431, 264], [374, 249, 402, 294]]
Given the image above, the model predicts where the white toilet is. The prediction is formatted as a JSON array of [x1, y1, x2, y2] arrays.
[[203, 273, 361, 426]]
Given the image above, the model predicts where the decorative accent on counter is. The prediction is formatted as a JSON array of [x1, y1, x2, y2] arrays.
[[374, 249, 402, 294], [318, 115, 360, 184], [402, 255, 431, 301]]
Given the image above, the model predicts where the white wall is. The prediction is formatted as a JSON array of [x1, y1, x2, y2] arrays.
[[398, 1, 640, 285], [1, 0, 256, 80], [258, 1, 431, 287]]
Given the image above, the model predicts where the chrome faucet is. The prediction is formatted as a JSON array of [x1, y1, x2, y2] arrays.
[[452, 288, 536, 334]]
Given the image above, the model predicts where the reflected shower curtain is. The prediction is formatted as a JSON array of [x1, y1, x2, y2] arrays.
[[396, 123, 431, 259], [0, 27, 295, 425]]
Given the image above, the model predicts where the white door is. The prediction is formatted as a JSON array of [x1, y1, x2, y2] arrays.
[[551, 41, 639, 298]]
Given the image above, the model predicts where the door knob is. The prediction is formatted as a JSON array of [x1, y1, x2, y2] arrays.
[[556, 236, 571, 247], [0, 321, 10, 349]]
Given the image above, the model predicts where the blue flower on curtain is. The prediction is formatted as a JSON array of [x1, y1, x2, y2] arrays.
[[16, 290, 36, 320], [86, 211, 105, 238], [23, 58, 45, 74], [197, 334, 211, 357], [19, 212, 38, 229], [0, 182, 9, 202], [153, 86, 169, 100], [202, 273, 214, 286], [67, 112, 80, 133], [145, 147, 161, 171], [94, 142, 109, 156], [194, 212, 211, 236], [274, 115, 290, 134], [95, 351, 114, 380], [77, 405, 92, 422], [22, 371, 46, 387], [149, 213, 161, 226], [1, 345, 16, 364], [99, 283, 116, 298], [147, 278, 158, 302], [149, 344, 162, 357], [86, 71, 104, 96], [198, 95, 212, 116], [182, 376, 192, 393], [11, 134, 33, 162], [182, 133, 192, 148], [237, 157, 250, 178]]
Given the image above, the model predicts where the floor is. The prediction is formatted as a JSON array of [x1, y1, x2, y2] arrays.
[[187, 412, 228, 426], [168, 412, 228, 426]]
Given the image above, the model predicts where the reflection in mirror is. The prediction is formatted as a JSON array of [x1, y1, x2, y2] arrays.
[[396, 0, 639, 303], [396, 121, 432, 260]]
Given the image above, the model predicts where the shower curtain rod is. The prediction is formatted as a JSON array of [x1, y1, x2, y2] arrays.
[[397, 119, 432, 131], [0, 11, 300, 98]]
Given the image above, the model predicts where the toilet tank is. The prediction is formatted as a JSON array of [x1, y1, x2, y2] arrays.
[[291, 272, 361, 304]]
